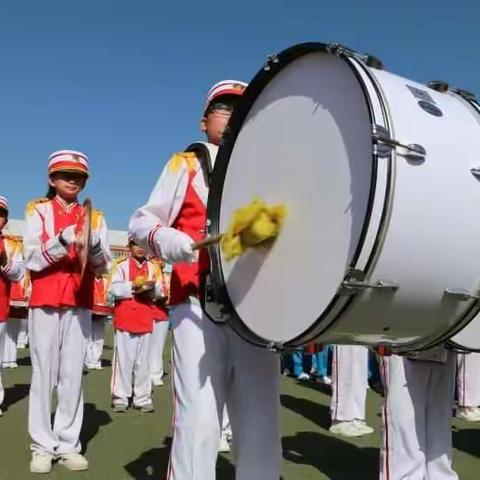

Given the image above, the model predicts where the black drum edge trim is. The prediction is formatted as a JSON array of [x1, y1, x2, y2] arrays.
[[206, 42, 343, 347]]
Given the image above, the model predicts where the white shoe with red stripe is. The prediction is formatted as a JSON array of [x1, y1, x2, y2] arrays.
[[457, 406, 480, 422], [329, 420, 367, 437]]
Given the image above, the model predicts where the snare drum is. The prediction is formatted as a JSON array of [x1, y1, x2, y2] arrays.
[[204, 42, 480, 353]]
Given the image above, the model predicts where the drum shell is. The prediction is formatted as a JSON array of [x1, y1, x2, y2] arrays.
[[301, 64, 480, 352]]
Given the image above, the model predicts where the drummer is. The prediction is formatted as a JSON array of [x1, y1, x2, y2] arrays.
[[23, 150, 111, 474], [129, 80, 281, 479]]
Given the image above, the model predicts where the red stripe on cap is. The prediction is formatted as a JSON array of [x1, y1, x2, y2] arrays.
[[49, 161, 89, 175]]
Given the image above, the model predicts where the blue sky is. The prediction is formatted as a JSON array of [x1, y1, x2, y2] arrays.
[[1, 0, 479, 229]]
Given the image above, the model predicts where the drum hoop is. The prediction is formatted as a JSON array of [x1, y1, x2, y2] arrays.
[[205, 42, 392, 348]]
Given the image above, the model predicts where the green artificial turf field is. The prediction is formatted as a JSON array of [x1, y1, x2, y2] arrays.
[[0, 325, 479, 479]]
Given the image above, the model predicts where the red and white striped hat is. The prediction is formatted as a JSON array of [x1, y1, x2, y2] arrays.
[[204, 79, 247, 114], [48, 150, 89, 177], [0, 196, 8, 212]]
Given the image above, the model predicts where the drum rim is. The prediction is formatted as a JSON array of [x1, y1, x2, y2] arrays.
[[205, 42, 386, 347]]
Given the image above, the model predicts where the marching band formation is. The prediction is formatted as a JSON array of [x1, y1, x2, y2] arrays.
[[1, 46, 480, 479]]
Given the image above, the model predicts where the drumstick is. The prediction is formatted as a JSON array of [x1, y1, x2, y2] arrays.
[[191, 197, 287, 260], [192, 234, 223, 251]]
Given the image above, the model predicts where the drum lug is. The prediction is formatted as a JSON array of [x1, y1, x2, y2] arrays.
[[427, 80, 450, 93], [262, 54, 279, 71], [327, 43, 384, 69], [372, 124, 427, 161], [444, 288, 480, 301], [340, 269, 398, 295]]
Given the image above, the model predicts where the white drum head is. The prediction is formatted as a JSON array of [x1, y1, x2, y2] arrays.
[[214, 49, 373, 344]]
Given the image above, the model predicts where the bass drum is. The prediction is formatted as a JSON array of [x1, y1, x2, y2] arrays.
[[204, 42, 480, 353]]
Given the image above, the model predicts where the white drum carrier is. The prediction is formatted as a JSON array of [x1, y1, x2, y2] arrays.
[[202, 42, 480, 353]]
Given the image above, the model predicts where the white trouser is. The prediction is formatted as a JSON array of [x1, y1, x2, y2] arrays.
[[85, 318, 106, 368], [380, 354, 458, 480], [150, 320, 169, 381], [331, 345, 368, 421], [28, 307, 91, 455], [0, 322, 6, 405], [17, 317, 28, 347], [3, 318, 19, 364], [111, 329, 152, 407], [167, 302, 281, 480], [457, 352, 480, 407]]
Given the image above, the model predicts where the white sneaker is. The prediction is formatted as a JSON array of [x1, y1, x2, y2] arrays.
[[135, 402, 155, 413], [218, 434, 231, 453], [297, 372, 310, 381], [316, 375, 332, 385], [152, 377, 164, 387], [457, 407, 480, 422], [85, 362, 102, 370], [329, 420, 365, 438], [30, 452, 54, 474], [353, 419, 374, 434], [3, 362, 18, 369], [0, 408, 3, 417], [112, 403, 128, 413], [58, 453, 89, 471]]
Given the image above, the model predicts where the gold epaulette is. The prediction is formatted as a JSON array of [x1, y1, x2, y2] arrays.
[[167, 152, 198, 174], [111, 256, 127, 275], [26, 197, 49, 216], [3, 235, 22, 252]]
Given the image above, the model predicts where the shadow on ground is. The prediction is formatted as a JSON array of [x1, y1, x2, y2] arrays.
[[3, 383, 29, 411], [281, 393, 331, 430], [81, 402, 112, 452], [283, 431, 378, 479], [123, 436, 236, 479]]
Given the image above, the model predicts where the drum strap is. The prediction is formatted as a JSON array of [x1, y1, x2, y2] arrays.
[[185, 142, 212, 186]]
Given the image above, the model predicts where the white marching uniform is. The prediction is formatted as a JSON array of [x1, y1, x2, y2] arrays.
[[0, 235, 24, 406], [150, 319, 169, 382], [129, 147, 281, 480], [331, 345, 369, 422], [85, 319, 107, 369], [457, 352, 480, 408], [3, 318, 20, 365], [85, 276, 112, 369], [24, 197, 111, 454], [110, 257, 161, 408], [17, 317, 28, 347], [380, 349, 458, 480], [150, 262, 170, 383]]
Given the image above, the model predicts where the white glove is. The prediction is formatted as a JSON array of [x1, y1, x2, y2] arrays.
[[155, 227, 198, 264], [59, 225, 76, 246]]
